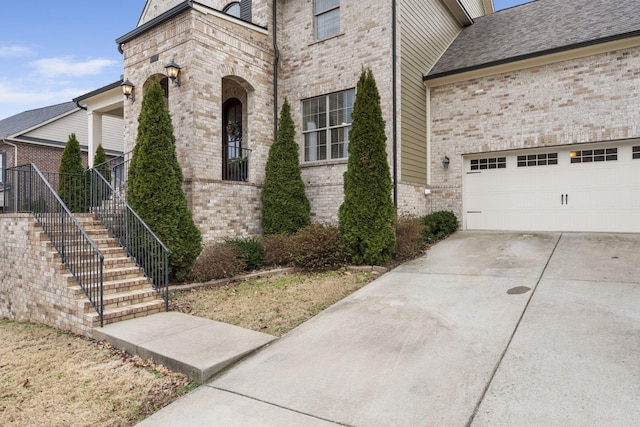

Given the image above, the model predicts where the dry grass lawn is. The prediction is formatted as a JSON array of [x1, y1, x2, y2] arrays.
[[0, 270, 375, 426], [170, 270, 375, 336], [0, 320, 196, 427]]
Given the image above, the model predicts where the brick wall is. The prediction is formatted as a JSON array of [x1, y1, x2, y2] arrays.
[[429, 46, 640, 221], [0, 141, 88, 173], [0, 214, 90, 336]]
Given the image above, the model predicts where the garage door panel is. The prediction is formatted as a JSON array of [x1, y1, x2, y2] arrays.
[[463, 143, 640, 232]]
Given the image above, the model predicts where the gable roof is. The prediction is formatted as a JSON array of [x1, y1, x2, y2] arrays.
[[426, 0, 640, 79], [0, 102, 78, 139]]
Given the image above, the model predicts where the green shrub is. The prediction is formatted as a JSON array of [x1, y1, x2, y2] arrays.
[[262, 234, 294, 267], [188, 242, 243, 282], [290, 224, 350, 271], [225, 237, 264, 272], [58, 133, 86, 213], [127, 80, 202, 281], [394, 217, 426, 261], [261, 98, 310, 235], [422, 211, 459, 243], [339, 68, 396, 265]]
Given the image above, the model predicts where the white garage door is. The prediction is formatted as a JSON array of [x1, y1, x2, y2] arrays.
[[463, 142, 640, 232]]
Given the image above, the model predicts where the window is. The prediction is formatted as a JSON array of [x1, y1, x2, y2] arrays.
[[517, 153, 558, 167], [0, 152, 4, 183], [470, 157, 506, 170], [303, 89, 354, 162], [633, 146, 640, 159], [570, 148, 617, 163], [315, 0, 340, 39], [224, 2, 241, 18]]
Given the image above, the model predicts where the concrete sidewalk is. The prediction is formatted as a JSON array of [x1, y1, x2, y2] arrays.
[[135, 232, 640, 426], [93, 312, 276, 384]]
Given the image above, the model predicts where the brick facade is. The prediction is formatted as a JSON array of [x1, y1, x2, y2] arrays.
[[428, 46, 640, 221], [0, 214, 91, 336], [0, 141, 88, 173]]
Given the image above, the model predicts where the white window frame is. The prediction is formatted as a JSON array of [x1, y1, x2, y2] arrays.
[[302, 89, 354, 162], [314, 0, 340, 40]]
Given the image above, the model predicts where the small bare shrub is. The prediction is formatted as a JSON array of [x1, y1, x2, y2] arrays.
[[291, 224, 350, 271], [394, 216, 426, 262], [188, 242, 243, 282], [262, 234, 294, 267]]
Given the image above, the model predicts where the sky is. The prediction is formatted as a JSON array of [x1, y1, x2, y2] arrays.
[[0, 0, 533, 121]]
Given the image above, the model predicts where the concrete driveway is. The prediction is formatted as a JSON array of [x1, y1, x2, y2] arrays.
[[139, 232, 640, 426]]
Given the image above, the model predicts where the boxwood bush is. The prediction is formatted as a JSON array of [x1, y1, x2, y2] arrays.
[[422, 211, 459, 243]]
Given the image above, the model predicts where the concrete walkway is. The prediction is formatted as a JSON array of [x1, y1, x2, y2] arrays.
[[135, 232, 640, 426]]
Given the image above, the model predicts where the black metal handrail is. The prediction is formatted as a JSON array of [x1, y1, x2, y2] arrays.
[[3, 164, 105, 325], [94, 150, 132, 195], [89, 168, 170, 309]]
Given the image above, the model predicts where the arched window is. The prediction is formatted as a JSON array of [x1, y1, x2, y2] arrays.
[[223, 98, 246, 181], [223, 2, 241, 18], [143, 75, 169, 105]]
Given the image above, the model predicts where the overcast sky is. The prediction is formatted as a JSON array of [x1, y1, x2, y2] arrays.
[[0, 0, 532, 121]]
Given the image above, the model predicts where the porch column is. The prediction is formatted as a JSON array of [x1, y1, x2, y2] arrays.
[[88, 111, 103, 167]]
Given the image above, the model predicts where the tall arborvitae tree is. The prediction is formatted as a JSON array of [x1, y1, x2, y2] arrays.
[[92, 144, 111, 205], [58, 133, 86, 212], [127, 80, 201, 281], [93, 144, 110, 182], [339, 68, 396, 265], [261, 98, 310, 235]]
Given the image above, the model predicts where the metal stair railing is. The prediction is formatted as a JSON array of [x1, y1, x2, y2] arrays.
[[88, 168, 170, 310], [4, 164, 106, 326]]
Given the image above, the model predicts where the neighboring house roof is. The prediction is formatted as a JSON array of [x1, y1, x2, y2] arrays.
[[426, 0, 640, 79], [0, 102, 77, 140]]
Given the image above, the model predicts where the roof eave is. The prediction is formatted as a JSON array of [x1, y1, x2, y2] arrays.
[[73, 80, 123, 103]]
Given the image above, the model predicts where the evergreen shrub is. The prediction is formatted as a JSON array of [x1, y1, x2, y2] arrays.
[[58, 133, 86, 212], [225, 237, 265, 271], [422, 211, 459, 243], [261, 98, 310, 235], [127, 80, 202, 281], [339, 68, 396, 265]]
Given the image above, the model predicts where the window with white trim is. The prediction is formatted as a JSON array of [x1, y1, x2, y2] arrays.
[[315, 0, 340, 39], [633, 146, 640, 159], [303, 89, 354, 162], [517, 153, 558, 167], [223, 2, 241, 18]]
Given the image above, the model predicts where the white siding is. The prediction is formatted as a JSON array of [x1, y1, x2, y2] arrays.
[[102, 116, 124, 153]]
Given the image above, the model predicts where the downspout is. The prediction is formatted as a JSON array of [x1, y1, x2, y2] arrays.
[[272, 0, 280, 140], [392, 0, 398, 208]]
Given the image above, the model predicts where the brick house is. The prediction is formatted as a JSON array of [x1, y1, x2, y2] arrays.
[[425, 0, 640, 233], [116, 0, 493, 243], [0, 98, 124, 211]]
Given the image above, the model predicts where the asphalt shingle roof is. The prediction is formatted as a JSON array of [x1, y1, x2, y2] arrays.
[[427, 0, 640, 78], [0, 102, 77, 139]]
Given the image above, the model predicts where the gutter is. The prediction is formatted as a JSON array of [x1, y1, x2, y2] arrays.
[[392, 0, 397, 208], [273, 0, 279, 140], [2, 139, 18, 170]]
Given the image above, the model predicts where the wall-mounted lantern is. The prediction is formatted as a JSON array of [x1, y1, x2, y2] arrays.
[[442, 155, 450, 169], [165, 59, 182, 87], [121, 79, 135, 102]]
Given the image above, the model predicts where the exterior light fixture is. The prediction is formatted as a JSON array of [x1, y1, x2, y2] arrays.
[[165, 59, 182, 86], [442, 155, 450, 169], [121, 79, 135, 102]]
